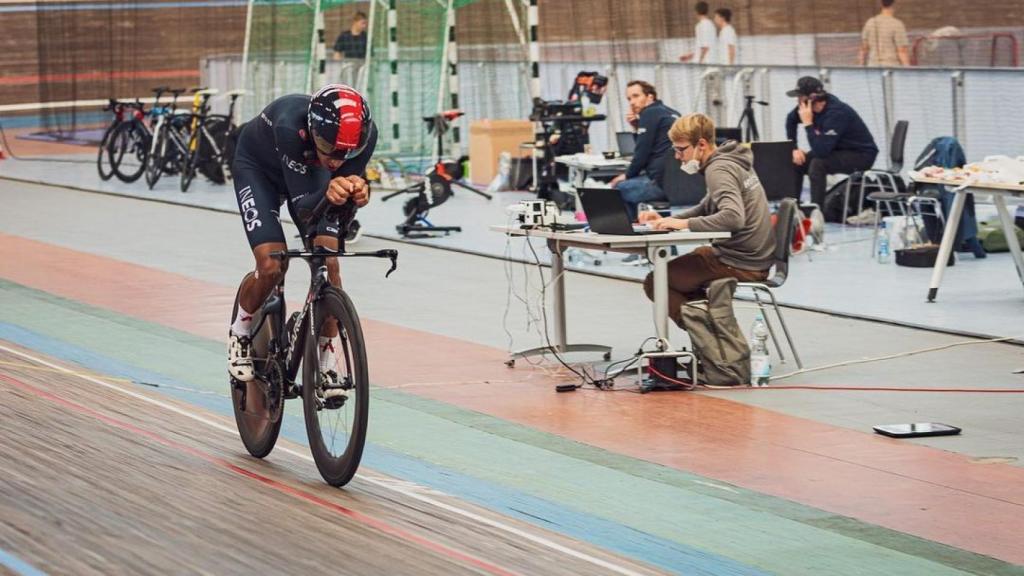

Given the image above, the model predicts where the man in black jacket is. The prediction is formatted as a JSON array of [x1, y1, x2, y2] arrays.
[[609, 80, 680, 221], [786, 76, 878, 207]]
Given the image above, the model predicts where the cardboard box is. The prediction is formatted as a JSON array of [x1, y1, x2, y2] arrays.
[[468, 119, 534, 186]]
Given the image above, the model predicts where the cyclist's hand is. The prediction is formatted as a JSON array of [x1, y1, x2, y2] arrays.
[[326, 177, 353, 205], [347, 175, 370, 207]]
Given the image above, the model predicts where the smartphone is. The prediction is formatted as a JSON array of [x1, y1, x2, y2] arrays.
[[873, 423, 961, 438]]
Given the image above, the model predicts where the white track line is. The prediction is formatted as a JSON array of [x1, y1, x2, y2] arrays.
[[0, 343, 649, 576]]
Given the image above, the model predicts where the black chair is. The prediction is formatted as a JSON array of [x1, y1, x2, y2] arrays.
[[736, 197, 803, 368], [657, 154, 707, 209], [752, 141, 799, 202], [843, 120, 909, 223]]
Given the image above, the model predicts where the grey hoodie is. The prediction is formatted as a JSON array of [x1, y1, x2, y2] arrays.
[[674, 141, 775, 271]]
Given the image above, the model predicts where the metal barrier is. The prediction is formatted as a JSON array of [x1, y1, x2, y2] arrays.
[[202, 54, 1024, 164]]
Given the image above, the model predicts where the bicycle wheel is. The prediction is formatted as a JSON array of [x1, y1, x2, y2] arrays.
[[144, 122, 166, 189], [180, 146, 198, 192], [230, 273, 285, 458], [96, 123, 116, 181], [302, 287, 369, 487], [109, 119, 149, 183]]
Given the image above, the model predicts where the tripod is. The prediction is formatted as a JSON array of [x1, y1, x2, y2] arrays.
[[737, 95, 768, 142]]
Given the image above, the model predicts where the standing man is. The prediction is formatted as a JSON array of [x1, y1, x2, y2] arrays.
[[714, 8, 738, 65], [333, 12, 369, 60], [679, 2, 718, 64], [785, 76, 878, 208], [859, 0, 911, 67], [609, 80, 680, 223]]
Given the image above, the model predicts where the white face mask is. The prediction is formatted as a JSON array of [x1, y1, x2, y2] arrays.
[[680, 159, 701, 175]]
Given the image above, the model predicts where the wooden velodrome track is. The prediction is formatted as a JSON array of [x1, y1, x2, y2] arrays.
[[0, 341, 663, 576], [1, 176, 1023, 576]]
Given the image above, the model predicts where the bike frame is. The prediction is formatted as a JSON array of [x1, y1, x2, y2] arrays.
[[255, 199, 397, 389]]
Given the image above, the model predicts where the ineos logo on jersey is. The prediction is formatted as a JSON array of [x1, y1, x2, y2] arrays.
[[237, 186, 263, 232], [283, 154, 308, 175]]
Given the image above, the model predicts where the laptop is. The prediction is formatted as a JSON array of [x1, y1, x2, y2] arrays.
[[577, 188, 670, 235], [615, 131, 637, 157], [715, 127, 743, 145]]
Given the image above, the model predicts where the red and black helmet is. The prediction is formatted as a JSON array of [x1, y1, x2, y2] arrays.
[[307, 84, 372, 161]]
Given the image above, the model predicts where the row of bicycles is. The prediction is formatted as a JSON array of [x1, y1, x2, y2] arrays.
[[97, 86, 245, 192]]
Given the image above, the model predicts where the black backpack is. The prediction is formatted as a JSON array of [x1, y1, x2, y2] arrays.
[[821, 175, 906, 223]]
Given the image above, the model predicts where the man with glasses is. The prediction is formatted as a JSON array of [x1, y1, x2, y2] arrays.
[[227, 84, 377, 382]]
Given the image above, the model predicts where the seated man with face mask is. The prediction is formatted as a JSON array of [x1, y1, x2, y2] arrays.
[[637, 113, 775, 327]]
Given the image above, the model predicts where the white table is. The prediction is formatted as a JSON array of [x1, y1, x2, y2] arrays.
[[555, 153, 630, 187], [493, 225, 730, 362], [911, 175, 1024, 302]]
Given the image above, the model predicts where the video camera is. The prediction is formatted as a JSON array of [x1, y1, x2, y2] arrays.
[[529, 71, 609, 122]]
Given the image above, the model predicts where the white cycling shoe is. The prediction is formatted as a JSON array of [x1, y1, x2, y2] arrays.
[[319, 336, 347, 401], [228, 332, 255, 382]]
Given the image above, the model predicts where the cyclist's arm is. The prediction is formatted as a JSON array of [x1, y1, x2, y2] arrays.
[[275, 125, 331, 205]]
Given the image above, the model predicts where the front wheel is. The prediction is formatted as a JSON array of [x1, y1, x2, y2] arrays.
[[144, 123, 166, 189], [108, 119, 148, 183], [180, 147, 198, 192], [96, 123, 116, 180], [302, 287, 369, 487]]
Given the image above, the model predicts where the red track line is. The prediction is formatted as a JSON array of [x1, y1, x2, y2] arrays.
[[0, 69, 199, 87], [0, 372, 520, 576]]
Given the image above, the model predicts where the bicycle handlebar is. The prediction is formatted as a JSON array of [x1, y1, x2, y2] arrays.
[[268, 246, 398, 278]]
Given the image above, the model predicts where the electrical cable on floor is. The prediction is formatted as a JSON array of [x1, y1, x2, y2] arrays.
[[501, 228, 1024, 394], [525, 238, 602, 388], [0, 120, 97, 165], [699, 334, 1024, 393], [501, 225, 577, 379]]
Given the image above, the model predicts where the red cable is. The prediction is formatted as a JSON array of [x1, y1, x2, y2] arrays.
[[646, 365, 697, 390], [630, 361, 1024, 393], [701, 385, 1024, 393]]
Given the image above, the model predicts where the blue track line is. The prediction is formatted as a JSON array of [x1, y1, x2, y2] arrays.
[[0, 548, 47, 576]]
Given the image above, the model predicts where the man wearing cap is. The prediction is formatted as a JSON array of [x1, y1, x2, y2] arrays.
[[786, 76, 878, 208]]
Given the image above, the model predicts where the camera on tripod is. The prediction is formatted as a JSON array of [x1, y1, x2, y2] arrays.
[[530, 71, 610, 208]]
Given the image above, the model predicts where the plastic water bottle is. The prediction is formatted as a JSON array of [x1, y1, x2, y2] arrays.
[[749, 313, 771, 386], [877, 221, 891, 264]]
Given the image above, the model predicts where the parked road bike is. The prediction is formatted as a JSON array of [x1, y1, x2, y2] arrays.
[[179, 88, 245, 192], [96, 98, 147, 182], [143, 87, 190, 189]]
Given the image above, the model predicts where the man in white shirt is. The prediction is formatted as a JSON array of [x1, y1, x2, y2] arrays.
[[714, 8, 738, 65], [679, 2, 717, 64]]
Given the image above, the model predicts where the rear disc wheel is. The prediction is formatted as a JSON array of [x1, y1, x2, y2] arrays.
[[230, 273, 284, 458]]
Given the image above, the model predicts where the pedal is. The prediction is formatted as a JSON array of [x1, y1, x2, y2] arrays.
[[284, 382, 300, 399]]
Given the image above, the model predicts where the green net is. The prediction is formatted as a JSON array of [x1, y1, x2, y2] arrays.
[[364, 0, 447, 159], [240, 1, 319, 122]]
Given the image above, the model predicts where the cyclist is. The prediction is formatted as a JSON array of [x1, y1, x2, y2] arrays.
[[228, 84, 377, 383]]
